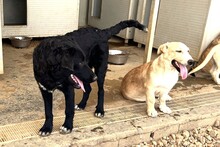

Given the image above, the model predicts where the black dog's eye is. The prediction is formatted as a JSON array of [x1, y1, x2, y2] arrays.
[[74, 62, 84, 69], [78, 62, 84, 67], [176, 50, 182, 53]]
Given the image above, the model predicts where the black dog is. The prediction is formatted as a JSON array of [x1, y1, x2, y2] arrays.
[[33, 38, 97, 136], [66, 20, 145, 116], [33, 20, 145, 136]]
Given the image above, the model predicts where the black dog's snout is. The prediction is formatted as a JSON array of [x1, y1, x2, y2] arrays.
[[187, 59, 195, 66]]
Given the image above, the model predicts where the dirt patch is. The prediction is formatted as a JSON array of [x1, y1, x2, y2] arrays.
[[23, 53, 33, 60]]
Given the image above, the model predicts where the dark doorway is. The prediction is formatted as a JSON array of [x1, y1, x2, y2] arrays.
[[3, 0, 27, 25]]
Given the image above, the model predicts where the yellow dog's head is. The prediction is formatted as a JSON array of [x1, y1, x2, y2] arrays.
[[157, 42, 195, 79]]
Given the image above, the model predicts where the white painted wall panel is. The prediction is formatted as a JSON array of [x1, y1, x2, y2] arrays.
[[134, 0, 151, 45], [154, 0, 210, 59], [134, 0, 220, 60], [199, 0, 220, 56], [88, 0, 139, 40], [79, 0, 89, 27], [1, 0, 79, 38]]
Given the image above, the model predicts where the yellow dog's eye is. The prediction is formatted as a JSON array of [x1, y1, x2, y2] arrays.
[[176, 50, 182, 53]]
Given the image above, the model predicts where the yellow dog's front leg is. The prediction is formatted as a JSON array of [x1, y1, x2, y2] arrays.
[[159, 93, 172, 114], [146, 90, 158, 117]]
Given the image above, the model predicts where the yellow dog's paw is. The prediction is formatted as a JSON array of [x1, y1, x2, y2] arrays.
[[148, 109, 158, 117], [159, 105, 172, 114]]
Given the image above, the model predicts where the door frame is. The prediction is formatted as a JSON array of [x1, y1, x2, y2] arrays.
[[0, 6, 3, 74]]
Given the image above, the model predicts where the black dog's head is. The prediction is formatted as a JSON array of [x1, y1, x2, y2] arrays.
[[62, 40, 97, 91], [47, 38, 97, 91]]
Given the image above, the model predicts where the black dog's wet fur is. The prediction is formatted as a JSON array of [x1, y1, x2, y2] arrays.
[[33, 20, 145, 136]]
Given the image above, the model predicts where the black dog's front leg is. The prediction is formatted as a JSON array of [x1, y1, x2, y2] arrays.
[[75, 83, 91, 110], [39, 89, 53, 136], [76, 66, 106, 118], [59, 85, 75, 134], [94, 75, 105, 117]]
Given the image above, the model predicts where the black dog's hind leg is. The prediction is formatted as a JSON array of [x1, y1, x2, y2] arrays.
[[59, 85, 75, 134], [94, 71, 106, 117], [39, 89, 53, 136], [94, 44, 108, 117], [75, 83, 92, 110]]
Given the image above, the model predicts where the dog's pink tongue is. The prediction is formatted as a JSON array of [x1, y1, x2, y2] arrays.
[[179, 64, 188, 80], [73, 75, 85, 92]]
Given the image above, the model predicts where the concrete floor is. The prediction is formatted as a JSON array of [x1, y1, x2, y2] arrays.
[[0, 37, 220, 146]]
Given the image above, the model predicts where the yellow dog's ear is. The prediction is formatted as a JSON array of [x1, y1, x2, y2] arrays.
[[157, 42, 169, 55]]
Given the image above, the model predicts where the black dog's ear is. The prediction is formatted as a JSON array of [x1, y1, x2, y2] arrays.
[[61, 41, 86, 71], [61, 53, 74, 71], [67, 41, 85, 61]]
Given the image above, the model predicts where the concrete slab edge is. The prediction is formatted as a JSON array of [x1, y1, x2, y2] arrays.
[[1, 103, 220, 147]]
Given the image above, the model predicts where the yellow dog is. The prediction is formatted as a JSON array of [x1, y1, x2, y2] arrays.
[[121, 42, 194, 117]]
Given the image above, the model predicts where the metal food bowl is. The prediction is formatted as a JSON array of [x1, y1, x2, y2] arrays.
[[108, 49, 129, 65], [9, 36, 32, 48]]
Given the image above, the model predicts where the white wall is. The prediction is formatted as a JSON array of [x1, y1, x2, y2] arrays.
[[200, 0, 220, 56], [152, 0, 220, 60], [1, 0, 79, 38]]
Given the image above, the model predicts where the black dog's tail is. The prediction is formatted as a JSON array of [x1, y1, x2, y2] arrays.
[[103, 20, 146, 39]]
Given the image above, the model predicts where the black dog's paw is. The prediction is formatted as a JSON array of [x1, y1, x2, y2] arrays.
[[59, 126, 73, 134], [39, 125, 53, 137], [94, 109, 105, 118], [59, 118, 73, 134], [75, 104, 84, 111], [75, 103, 87, 111]]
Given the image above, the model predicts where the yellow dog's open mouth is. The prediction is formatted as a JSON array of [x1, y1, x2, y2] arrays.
[[171, 60, 188, 80]]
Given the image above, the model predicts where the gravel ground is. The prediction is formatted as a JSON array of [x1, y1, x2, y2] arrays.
[[135, 120, 220, 147]]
